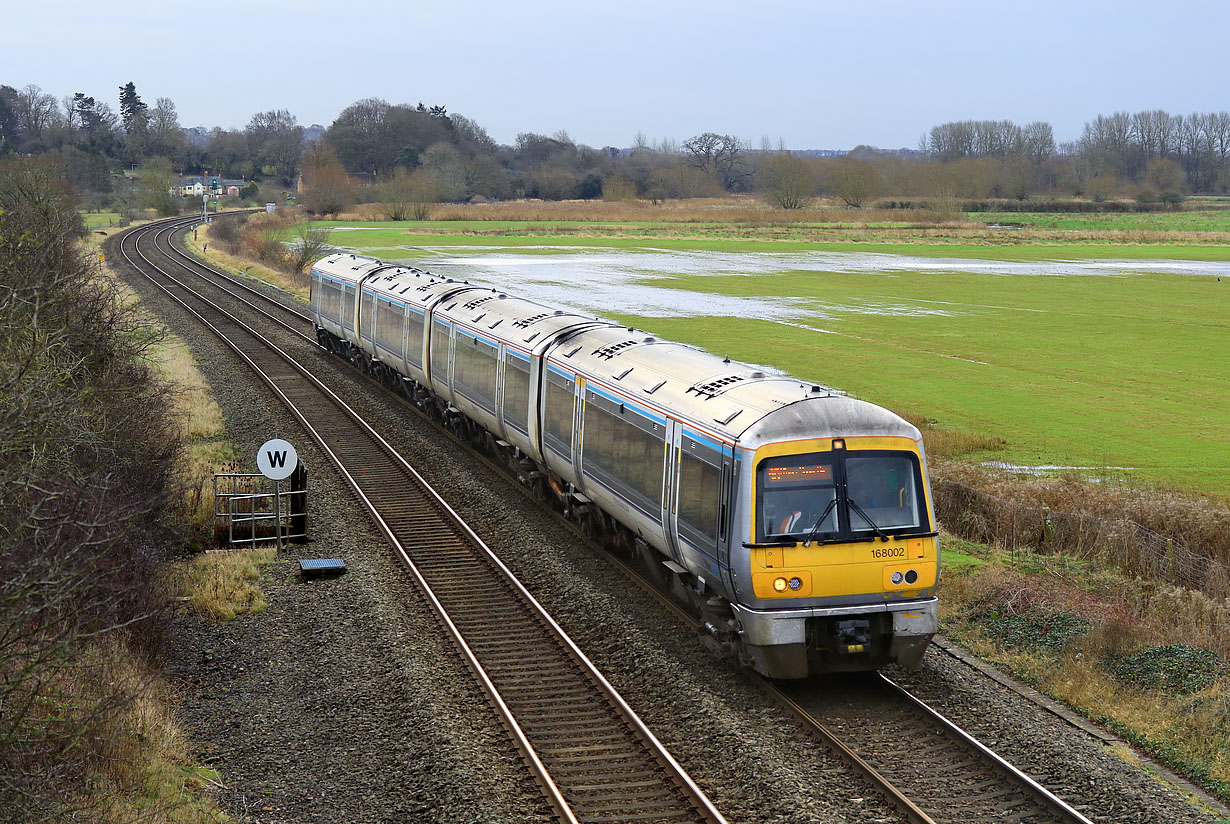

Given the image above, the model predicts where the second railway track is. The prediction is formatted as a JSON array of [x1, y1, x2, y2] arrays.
[[119, 216, 726, 824]]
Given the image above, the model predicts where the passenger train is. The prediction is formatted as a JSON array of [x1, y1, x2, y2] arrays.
[[310, 253, 939, 678]]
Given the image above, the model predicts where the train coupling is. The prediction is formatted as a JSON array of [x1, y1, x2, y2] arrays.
[[835, 619, 871, 654]]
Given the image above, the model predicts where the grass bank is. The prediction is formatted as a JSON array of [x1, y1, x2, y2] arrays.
[[940, 533, 1230, 806]]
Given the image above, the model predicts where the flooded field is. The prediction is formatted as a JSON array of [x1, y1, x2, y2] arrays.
[[320, 238, 1228, 493], [363, 244, 1230, 321]]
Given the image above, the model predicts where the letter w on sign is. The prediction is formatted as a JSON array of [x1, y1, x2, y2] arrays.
[[257, 439, 298, 481]]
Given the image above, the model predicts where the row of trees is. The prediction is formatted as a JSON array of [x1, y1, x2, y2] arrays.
[[6, 80, 1230, 216]]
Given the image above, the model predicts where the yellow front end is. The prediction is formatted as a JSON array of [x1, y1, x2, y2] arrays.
[[750, 534, 938, 600], [748, 436, 938, 605]]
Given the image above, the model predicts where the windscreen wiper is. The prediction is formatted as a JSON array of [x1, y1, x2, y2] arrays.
[[846, 498, 889, 541], [800, 497, 839, 547]]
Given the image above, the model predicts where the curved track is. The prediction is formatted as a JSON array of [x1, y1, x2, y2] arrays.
[[118, 216, 727, 824], [127, 216, 1099, 824]]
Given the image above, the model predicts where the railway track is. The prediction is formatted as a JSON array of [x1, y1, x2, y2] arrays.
[[127, 215, 1101, 824], [771, 674, 1096, 824], [117, 216, 727, 824]]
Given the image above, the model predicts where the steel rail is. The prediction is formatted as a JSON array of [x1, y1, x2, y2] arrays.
[[878, 672, 1096, 824], [117, 217, 728, 824]]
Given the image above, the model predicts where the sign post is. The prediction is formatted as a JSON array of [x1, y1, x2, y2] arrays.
[[257, 437, 298, 557]]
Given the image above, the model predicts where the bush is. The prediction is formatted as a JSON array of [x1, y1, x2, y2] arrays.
[[0, 156, 185, 817], [976, 608, 1092, 652], [286, 223, 332, 272], [1107, 644, 1227, 694]]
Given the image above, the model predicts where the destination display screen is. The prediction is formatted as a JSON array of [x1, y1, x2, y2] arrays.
[[765, 463, 832, 487]]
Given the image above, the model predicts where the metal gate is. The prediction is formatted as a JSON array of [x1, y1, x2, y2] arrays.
[[213, 464, 308, 547]]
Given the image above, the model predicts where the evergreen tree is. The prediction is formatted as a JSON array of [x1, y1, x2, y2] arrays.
[[118, 81, 147, 134]]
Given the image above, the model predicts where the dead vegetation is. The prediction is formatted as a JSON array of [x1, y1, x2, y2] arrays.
[[941, 547, 1230, 796], [0, 156, 223, 822]]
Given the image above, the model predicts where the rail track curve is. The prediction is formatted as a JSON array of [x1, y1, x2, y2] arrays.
[[118, 215, 727, 824]]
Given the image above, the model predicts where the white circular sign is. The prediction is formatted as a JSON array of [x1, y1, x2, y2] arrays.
[[257, 439, 298, 480]]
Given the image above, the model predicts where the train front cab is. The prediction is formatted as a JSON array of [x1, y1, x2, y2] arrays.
[[733, 435, 939, 678]]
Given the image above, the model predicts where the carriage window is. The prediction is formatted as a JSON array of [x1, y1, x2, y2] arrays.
[[543, 371, 574, 458], [430, 319, 450, 386], [405, 310, 425, 367], [453, 335, 498, 411], [342, 286, 357, 333], [581, 394, 664, 517], [374, 298, 403, 355], [678, 448, 721, 544], [503, 355, 530, 433], [359, 292, 374, 340]]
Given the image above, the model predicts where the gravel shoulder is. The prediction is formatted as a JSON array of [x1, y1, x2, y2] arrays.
[[122, 235, 1225, 824]]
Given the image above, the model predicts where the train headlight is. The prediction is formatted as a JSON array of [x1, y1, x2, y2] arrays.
[[788, 577, 803, 591], [772, 577, 788, 592], [891, 571, 904, 585], [905, 569, 919, 585]]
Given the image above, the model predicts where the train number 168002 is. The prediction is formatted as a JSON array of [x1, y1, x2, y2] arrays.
[[872, 547, 906, 559]]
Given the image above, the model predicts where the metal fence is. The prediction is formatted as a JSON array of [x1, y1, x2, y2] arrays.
[[214, 472, 307, 548], [933, 478, 1230, 600]]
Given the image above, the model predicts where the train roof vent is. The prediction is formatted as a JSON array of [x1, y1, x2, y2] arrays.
[[464, 294, 499, 310], [614, 367, 633, 381], [643, 379, 666, 395], [415, 282, 436, 292], [688, 373, 746, 398], [715, 409, 743, 426], [513, 312, 552, 329], [593, 339, 639, 359]]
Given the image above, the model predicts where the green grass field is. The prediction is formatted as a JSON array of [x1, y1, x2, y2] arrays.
[[978, 209, 1230, 233], [616, 269, 1227, 494], [313, 221, 1230, 495], [82, 211, 123, 229]]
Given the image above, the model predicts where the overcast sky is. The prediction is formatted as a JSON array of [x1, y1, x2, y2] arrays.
[[6, 0, 1227, 150]]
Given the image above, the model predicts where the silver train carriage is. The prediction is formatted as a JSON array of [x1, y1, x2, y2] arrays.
[[310, 253, 939, 678]]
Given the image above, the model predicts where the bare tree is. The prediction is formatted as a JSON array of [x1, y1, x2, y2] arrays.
[[828, 156, 882, 207], [0, 156, 183, 819], [299, 142, 355, 215], [682, 132, 749, 190], [757, 152, 815, 209], [15, 84, 59, 144]]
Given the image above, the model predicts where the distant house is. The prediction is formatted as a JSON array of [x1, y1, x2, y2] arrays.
[[226, 185, 241, 197], [219, 178, 246, 197], [176, 176, 206, 197]]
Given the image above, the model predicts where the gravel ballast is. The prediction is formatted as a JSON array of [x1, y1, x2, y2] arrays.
[[119, 234, 1227, 824]]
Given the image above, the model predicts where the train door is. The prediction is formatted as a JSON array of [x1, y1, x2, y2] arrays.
[[672, 428, 730, 576], [662, 419, 683, 563], [719, 452, 735, 594], [571, 377, 585, 470]]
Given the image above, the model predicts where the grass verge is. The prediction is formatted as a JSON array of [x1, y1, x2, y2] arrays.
[[174, 549, 276, 621], [940, 533, 1230, 803]]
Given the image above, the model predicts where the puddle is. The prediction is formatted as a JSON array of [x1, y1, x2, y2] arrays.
[[982, 461, 1137, 478], [320, 241, 1230, 324]]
